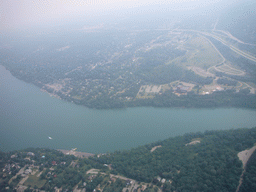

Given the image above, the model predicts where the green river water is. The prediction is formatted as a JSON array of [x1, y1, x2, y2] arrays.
[[1, 65, 256, 153]]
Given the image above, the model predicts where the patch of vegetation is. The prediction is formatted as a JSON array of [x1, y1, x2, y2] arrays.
[[239, 149, 256, 192], [217, 78, 238, 86], [94, 127, 256, 191], [2, 128, 256, 191], [24, 173, 46, 189], [170, 36, 223, 69]]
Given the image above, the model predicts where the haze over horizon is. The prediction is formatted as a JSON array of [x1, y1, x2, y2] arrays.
[[1, 0, 244, 31], [1, 1, 256, 190]]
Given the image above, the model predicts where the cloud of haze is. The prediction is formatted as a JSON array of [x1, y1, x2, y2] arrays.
[[1, 0, 239, 31]]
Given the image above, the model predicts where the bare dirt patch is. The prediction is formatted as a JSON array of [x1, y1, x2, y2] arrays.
[[44, 83, 63, 92], [185, 140, 200, 146], [187, 66, 215, 77], [236, 146, 256, 192], [214, 64, 245, 76], [238, 146, 256, 168], [150, 145, 162, 152], [58, 149, 94, 158]]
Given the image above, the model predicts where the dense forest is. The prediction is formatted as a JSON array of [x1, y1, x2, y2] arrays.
[[93, 127, 256, 191], [239, 149, 256, 191], [1, 128, 256, 191]]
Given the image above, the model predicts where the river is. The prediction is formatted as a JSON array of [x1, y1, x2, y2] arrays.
[[1, 65, 256, 153]]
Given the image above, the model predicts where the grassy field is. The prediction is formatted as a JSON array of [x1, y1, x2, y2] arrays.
[[215, 63, 245, 76], [168, 35, 223, 70], [23, 172, 46, 188]]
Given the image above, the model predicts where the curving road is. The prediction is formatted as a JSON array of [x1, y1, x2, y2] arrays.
[[178, 29, 256, 64]]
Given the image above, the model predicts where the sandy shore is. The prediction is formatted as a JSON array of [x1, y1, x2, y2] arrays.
[[58, 149, 94, 158]]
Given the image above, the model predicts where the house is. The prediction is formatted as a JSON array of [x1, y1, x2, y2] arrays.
[[126, 180, 131, 185], [27, 152, 35, 156], [161, 178, 166, 183], [24, 168, 32, 175], [52, 161, 57, 166], [175, 85, 190, 93]]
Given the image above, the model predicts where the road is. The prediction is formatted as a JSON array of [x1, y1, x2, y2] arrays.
[[178, 29, 256, 63], [236, 146, 256, 192], [200, 31, 256, 63], [86, 169, 141, 192], [9, 166, 26, 184]]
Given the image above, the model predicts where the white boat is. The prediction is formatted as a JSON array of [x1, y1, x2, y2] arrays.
[[48, 136, 52, 140]]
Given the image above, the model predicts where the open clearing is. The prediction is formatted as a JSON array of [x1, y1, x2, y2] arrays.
[[150, 145, 162, 152], [214, 64, 245, 76], [187, 66, 215, 77], [23, 172, 46, 188], [136, 85, 162, 98], [58, 149, 94, 158], [236, 146, 256, 192], [238, 146, 256, 168], [170, 36, 223, 69]]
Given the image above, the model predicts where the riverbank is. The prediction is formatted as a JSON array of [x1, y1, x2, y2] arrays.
[[1, 64, 256, 153], [57, 149, 94, 158]]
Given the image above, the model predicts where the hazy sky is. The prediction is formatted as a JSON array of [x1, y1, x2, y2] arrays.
[[1, 0, 239, 30]]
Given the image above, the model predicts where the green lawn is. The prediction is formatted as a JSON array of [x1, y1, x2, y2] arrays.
[[24, 172, 46, 188], [169, 35, 223, 69]]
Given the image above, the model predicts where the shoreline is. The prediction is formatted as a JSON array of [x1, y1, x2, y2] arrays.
[[1, 65, 256, 110], [57, 149, 95, 158]]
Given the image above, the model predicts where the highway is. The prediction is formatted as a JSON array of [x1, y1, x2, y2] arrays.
[[178, 29, 256, 64]]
